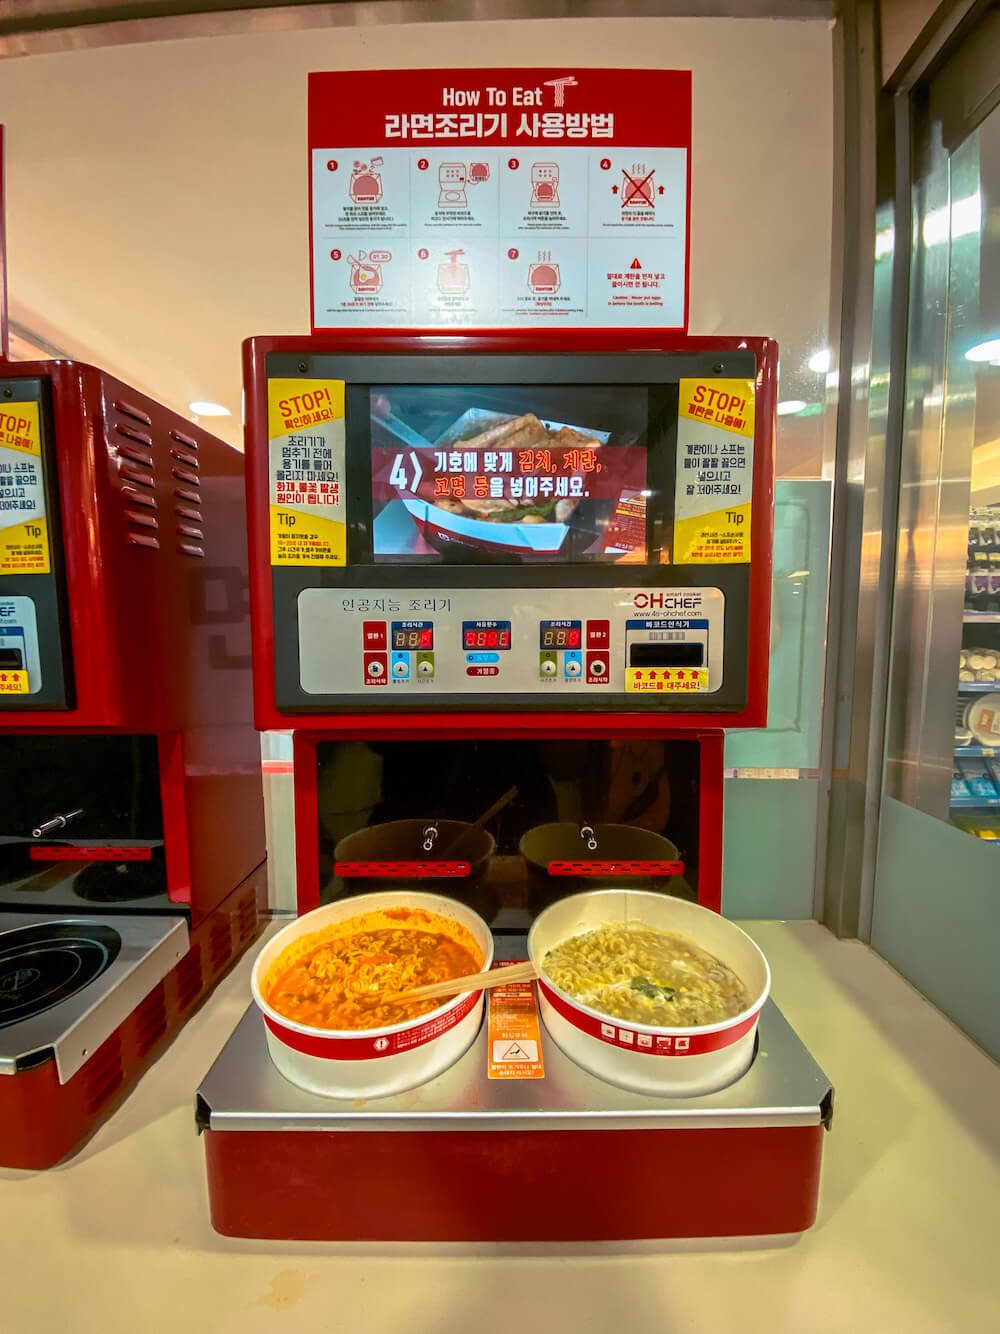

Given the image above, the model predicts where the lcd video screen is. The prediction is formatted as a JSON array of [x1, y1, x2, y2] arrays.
[[369, 385, 657, 564]]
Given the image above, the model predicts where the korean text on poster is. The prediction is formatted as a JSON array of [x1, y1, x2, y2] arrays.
[[0, 402, 50, 575], [268, 379, 347, 566], [309, 68, 691, 330], [674, 379, 755, 564]]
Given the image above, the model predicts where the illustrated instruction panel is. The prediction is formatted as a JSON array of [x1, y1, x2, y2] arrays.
[[309, 68, 691, 330]]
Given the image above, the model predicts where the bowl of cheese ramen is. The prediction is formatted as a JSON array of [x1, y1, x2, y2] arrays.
[[252, 891, 493, 1098], [528, 890, 770, 1096]]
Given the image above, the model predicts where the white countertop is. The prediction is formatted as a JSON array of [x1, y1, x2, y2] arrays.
[[3, 921, 998, 1334]]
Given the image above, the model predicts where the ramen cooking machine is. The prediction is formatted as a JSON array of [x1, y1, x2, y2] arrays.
[[197, 330, 832, 1239], [0, 357, 266, 1168]]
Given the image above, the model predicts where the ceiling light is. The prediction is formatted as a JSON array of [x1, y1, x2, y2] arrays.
[[777, 400, 808, 416], [189, 400, 231, 417], [807, 348, 832, 374], [965, 339, 1000, 365]]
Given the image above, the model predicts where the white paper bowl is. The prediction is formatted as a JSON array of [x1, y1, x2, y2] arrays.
[[528, 890, 770, 1097], [252, 891, 493, 1099]]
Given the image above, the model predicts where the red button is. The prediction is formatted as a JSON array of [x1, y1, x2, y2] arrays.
[[586, 620, 610, 648], [466, 665, 499, 677], [363, 652, 388, 685], [363, 621, 387, 649], [586, 652, 609, 683]]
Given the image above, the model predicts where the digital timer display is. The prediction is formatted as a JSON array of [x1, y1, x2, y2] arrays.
[[540, 627, 581, 649], [539, 621, 582, 650], [462, 621, 512, 651], [392, 628, 434, 650]]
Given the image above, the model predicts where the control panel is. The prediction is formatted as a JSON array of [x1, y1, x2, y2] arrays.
[[298, 587, 724, 698], [0, 596, 42, 696]]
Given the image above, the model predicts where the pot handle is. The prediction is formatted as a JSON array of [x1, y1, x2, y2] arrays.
[[545, 860, 685, 878]]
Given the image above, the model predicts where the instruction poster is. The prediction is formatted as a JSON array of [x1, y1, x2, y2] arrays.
[[309, 68, 691, 330], [268, 379, 347, 566], [0, 401, 50, 575], [674, 378, 755, 563]]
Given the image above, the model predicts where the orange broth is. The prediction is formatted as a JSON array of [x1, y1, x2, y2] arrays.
[[264, 907, 483, 1031]]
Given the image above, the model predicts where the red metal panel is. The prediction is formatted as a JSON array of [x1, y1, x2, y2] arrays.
[[29, 846, 153, 862], [546, 859, 684, 876], [244, 333, 776, 735], [334, 861, 471, 878], [0, 362, 265, 921], [204, 1121, 825, 1241], [0, 866, 265, 1170], [292, 732, 321, 914], [697, 731, 725, 913]]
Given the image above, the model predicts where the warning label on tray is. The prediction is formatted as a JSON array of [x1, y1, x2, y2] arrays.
[[268, 378, 347, 566], [673, 378, 754, 564], [487, 962, 545, 1080], [0, 402, 50, 575]]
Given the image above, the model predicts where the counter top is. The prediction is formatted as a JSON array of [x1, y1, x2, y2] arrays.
[[3, 921, 997, 1333]]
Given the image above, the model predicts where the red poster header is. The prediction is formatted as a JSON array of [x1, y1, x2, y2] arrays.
[[309, 68, 691, 150]]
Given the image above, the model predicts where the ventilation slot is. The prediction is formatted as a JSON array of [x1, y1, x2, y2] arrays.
[[116, 423, 154, 448], [170, 447, 199, 470], [169, 427, 199, 452], [133, 983, 168, 1059], [174, 485, 199, 504], [176, 524, 203, 540], [114, 398, 152, 427], [121, 467, 154, 490], [175, 503, 202, 523], [118, 444, 154, 469], [112, 412, 162, 550], [209, 919, 233, 976], [121, 485, 157, 511], [125, 510, 158, 531], [236, 892, 259, 943], [174, 946, 203, 1013], [83, 1032, 125, 1114]]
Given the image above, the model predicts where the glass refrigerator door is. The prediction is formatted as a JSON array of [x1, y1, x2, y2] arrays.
[[871, 52, 1000, 1060]]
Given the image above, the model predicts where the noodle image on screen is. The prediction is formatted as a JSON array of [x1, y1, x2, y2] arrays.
[[264, 907, 483, 1031], [543, 924, 750, 1027]]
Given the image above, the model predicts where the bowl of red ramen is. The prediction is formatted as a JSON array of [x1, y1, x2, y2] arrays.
[[252, 891, 493, 1098], [528, 890, 770, 1096]]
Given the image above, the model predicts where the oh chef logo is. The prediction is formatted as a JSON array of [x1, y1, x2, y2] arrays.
[[632, 592, 702, 611]]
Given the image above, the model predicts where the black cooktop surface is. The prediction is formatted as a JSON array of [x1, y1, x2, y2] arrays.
[[0, 922, 122, 1029]]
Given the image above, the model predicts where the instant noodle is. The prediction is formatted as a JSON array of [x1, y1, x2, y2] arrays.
[[264, 906, 483, 1031]]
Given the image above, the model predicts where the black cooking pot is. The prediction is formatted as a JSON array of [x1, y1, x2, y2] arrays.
[[331, 819, 498, 923], [519, 821, 694, 914]]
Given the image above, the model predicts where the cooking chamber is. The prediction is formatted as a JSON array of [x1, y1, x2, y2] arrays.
[[308, 736, 707, 921]]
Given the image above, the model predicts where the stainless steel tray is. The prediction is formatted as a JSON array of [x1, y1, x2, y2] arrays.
[[197, 997, 833, 1135], [0, 912, 189, 1082]]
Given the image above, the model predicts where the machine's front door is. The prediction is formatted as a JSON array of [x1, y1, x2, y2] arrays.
[[870, 15, 1000, 1060]]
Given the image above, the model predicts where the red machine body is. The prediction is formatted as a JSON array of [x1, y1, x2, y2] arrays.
[[198, 328, 831, 1242], [0, 360, 265, 1168]]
